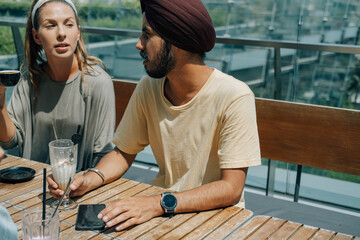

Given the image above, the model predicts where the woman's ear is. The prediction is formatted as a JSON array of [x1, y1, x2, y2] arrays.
[[32, 28, 42, 45]]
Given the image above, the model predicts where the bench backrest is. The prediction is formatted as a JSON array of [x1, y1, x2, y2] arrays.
[[113, 79, 360, 176], [113, 79, 137, 127], [256, 98, 360, 176]]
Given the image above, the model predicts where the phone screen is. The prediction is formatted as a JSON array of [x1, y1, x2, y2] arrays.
[[75, 204, 106, 230]]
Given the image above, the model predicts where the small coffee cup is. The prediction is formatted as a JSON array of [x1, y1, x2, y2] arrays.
[[0, 70, 21, 86]]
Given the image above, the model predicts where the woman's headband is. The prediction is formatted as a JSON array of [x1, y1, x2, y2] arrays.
[[31, 0, 78, 27]]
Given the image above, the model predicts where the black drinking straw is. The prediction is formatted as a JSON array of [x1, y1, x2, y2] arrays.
[[42, 168, 46, 222]]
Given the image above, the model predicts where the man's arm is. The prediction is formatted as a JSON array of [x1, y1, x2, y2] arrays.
[[175, 168, 247, 212], [98, 167, 247, 231]]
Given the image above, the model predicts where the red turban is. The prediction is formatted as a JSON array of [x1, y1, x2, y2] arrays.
[[140, 0, 216, 53]]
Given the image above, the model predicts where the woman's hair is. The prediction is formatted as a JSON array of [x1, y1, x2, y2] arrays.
[[24, 0, 106, 94]]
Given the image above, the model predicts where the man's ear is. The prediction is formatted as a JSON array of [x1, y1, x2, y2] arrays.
[[32, 28, 42, 45]]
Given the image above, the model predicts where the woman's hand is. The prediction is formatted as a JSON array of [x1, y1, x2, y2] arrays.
[[0, 85, 6, 110], [0, 147, 5, 160]]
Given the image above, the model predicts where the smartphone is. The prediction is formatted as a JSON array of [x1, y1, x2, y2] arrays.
[[75, 204, 106, 230]]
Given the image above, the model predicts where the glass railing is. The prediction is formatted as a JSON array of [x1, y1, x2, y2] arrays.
[[0, 19, 359, 213]]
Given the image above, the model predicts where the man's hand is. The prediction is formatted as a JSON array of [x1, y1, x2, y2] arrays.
[[98, 195, 163, 231], [47, 172, 92, 199], [46, 147, 132, 200]]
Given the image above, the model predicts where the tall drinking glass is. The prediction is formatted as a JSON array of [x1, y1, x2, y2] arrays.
[[49, 139, 77, 211]]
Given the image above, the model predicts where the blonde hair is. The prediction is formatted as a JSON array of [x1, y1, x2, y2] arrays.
[[24, 0, 106, 95]]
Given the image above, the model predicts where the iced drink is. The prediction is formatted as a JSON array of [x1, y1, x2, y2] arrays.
[[49, 139, 78, 210], [51, 158, 76, 190]]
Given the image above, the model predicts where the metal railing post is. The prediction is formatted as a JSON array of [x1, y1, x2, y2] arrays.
[[11, 26, 25, 68], [294, 165, 303, 202], [273, 47, 282, 100], [266, 159, 277, 197]]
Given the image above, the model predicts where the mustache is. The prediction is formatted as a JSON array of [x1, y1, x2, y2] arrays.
[[140, 51, 149, 62]]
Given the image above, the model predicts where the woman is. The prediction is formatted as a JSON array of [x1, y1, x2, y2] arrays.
[[0, 0, 115, 171]]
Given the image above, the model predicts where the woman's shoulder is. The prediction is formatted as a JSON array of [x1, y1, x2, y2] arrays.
[[15, 71, 33, 93], [81, 64, 114, 100], [83, 64, 112, 84]]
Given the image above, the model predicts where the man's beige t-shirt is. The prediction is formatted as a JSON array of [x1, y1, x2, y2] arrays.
[[113, 69, 261, 208]]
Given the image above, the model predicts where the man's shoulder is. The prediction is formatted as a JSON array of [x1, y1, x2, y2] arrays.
[[136, 75, 163, 92], [212, 69, 253, 96]]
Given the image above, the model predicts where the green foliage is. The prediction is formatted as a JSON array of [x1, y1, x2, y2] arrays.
[[347, 61, 360, 104], [0, 26, 16, 55], [0, 2, 31, 18], [207, 8, 227, 27], [77, 0, 141, 26], [325, 170, 360, 183]]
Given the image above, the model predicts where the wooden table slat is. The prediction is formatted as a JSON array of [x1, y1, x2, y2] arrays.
[[89, 234, 114, 240], [136, 213, 197, 240], [310, 228, 336, 240], [203, 208, 253, 240], [0, 155, 24, 167], [226, 215, 271, 239], [182, 206, 242, 239], [247, 217, 287, 240], [289, 225, 319, 240], [159, 209, 221, 240], [269, 220, 302, 239], [332, 233, 355, 240]]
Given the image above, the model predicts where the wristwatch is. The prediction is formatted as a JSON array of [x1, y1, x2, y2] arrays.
[[160, 192, 177, 214]]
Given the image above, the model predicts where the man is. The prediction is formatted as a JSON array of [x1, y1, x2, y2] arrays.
[[48, 0, 261, 231]]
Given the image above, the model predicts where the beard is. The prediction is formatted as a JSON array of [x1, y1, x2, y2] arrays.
[[140, 41, 175, 78]]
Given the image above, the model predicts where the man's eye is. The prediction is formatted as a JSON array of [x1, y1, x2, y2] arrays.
[[142, 33, 149, 40]]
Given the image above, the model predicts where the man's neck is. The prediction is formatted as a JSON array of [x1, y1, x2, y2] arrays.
[[164, 63, 213, 106]]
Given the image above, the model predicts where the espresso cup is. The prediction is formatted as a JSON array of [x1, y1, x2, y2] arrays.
[[0, 70, 21, 86]]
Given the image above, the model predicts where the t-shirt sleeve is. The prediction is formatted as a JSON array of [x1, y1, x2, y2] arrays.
[[218, 92, 261, 168], [112, 77, 149, 154]]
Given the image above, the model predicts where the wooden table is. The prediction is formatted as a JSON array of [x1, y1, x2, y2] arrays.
[[0, 155, 253, 239], [226, 215, 360, 240], [3, 155, 358, 240]]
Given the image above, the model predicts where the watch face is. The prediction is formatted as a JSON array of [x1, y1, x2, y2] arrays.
[[163, 194, 177, 208]]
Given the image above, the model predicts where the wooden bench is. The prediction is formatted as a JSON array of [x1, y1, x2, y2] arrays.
[[256, 98, 360, 201], [113, 79, 360, 201]]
